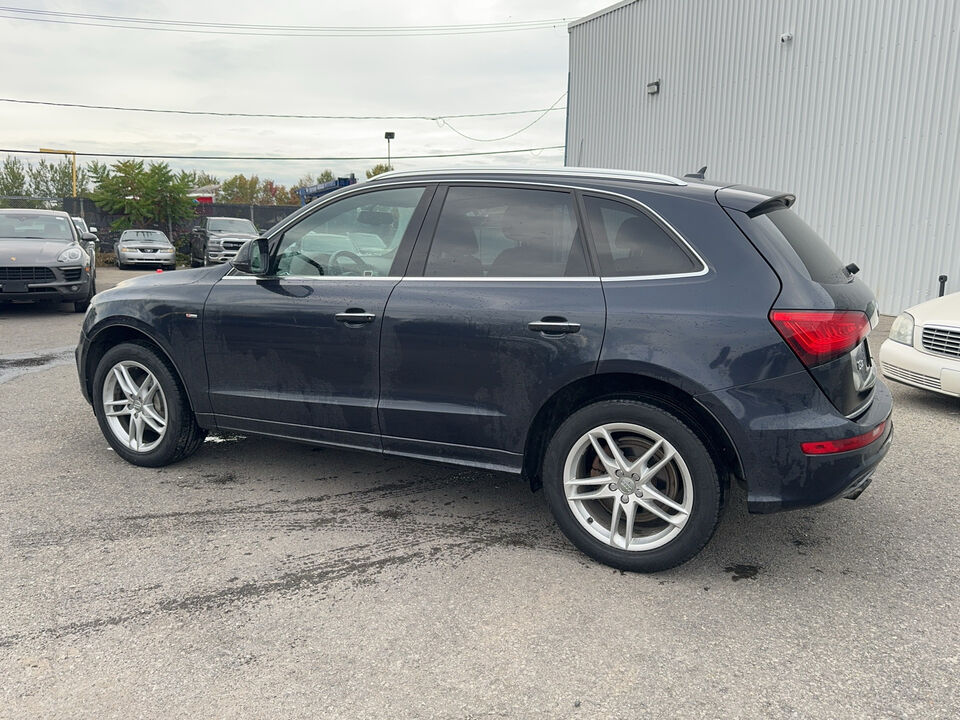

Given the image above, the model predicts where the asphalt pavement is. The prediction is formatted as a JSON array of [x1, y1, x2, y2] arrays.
[[1, 270, 958, 719]]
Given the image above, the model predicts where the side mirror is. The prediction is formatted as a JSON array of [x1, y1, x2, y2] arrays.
[[192, 226, 201, 234], [89, 226, 98, 234], [230, 237, 269, 275]]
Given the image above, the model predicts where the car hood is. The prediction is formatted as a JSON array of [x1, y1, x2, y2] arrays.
[[119, 241, 175, 250], [0, 238, 75, 261], [906, 291, 960, 328], [210, 232, 258, 240]]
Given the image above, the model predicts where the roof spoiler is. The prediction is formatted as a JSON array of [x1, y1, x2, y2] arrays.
[[716, 185, 796, 217]]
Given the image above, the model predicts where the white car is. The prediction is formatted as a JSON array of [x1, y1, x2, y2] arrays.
[[879, 292, 960, 397]]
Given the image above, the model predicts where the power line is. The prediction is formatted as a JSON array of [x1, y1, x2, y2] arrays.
[[0, 7, 570, 37], [439, 93, 568, 142], [3, 146, 565, 161], [0, 96, 567, 121]]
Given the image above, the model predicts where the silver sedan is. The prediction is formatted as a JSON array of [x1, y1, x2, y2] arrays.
[[116, 230, 177, 270]]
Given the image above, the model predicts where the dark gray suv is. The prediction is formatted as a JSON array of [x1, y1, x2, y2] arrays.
[[76, 167, 892, 571]]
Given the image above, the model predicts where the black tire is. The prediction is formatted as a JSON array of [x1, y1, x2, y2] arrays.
[[92, 341, 206, 467], [542, 399, 721, 572], [190, 256, 202, 268], [74, 277, 96, 313], [116, 259, 125, 270]]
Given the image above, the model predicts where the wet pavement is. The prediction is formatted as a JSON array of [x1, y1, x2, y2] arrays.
[[0, 278, 958, 718]]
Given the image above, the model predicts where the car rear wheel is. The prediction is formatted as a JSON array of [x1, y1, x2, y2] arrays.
[[542, 399, 721, 572], [92, 342, 206, 467]]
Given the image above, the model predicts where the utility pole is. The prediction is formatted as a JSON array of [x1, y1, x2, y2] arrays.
[[384, 131, 395, 169], [39, 147, 77, 196]]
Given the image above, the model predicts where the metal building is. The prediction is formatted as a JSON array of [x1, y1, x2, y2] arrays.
[[566, 0, 960, 313]]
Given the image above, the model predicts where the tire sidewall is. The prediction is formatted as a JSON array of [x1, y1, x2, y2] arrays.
[[543, 400, 720, 572], [92, 342, 188, 467]]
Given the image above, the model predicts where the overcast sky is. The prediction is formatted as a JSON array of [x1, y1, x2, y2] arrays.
[[1, 0, 606, 187]]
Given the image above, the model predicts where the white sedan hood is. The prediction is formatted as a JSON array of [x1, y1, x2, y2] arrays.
[[906, 291, 960, 328]]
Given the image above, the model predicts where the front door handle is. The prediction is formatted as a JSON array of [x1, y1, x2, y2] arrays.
[[528, 318, 581, 335], [335, 309, 377, 325]]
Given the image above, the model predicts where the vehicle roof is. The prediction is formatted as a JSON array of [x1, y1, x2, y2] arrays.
[[0, 208, 71, 217], [366, 167, 791, 212]]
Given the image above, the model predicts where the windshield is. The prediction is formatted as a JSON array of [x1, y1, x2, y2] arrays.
[[121, 230, 170, 243], [208, 218, 257, 234], [0, 213, 75, 241]]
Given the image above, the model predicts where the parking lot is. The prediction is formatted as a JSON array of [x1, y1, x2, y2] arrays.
[[1, 268, 958, 719]]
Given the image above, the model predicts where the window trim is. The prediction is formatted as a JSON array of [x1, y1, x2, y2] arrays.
[[229, 184, 435, 280], [251, 178, 710, 283], [578, 191, 709, 282]]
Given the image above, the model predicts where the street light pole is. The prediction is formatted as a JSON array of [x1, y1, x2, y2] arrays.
[[384, 131, 395, 170], [39, 147, 77, 196]]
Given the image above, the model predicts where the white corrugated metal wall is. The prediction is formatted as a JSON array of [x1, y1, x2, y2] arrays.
[[566, 0, 960, 313]]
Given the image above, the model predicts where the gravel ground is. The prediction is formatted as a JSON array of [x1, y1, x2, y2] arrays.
[[1, 281, 958, 719]]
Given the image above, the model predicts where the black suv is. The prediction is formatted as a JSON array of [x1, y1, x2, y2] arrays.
[[189, 216, 259, 267], [76, 168, 892, 571]]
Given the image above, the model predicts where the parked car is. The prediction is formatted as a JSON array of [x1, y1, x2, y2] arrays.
[[1, 208, 97, 312], [75, 167, 893, 571], [189, 216, 258, 267], [116, 229, 177, 270], [879, 292, 960, 397], [71, 216, 98, 239]]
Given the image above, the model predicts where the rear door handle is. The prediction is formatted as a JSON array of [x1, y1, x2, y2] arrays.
[[528, 319, 581, 335], [335, 310, 377, 324]]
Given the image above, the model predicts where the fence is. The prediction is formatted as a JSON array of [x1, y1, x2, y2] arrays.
[[61, 197, 299, 253]]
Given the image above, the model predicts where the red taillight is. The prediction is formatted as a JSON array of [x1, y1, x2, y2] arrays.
[[769, 310, 870, 366], [801, 420, 887, 455]]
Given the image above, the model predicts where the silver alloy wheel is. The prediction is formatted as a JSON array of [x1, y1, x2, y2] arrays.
[[101, 360, 168, 453], [563, 422, 693, 551]]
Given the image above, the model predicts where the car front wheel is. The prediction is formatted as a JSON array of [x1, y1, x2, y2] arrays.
[[542, 399, 721, 572], [92, 342, 206, 466]]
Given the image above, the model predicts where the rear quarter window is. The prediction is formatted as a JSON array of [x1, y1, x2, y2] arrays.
[[752, 208, 848, 284], [583, 195, 702, 278]]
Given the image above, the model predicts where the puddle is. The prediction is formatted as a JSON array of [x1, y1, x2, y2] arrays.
[[0, 347, 75, 384]]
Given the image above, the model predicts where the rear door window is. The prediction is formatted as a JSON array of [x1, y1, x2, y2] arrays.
[[750, 208, 847, 284], [583, 195, 701, 277], [424, 186, 590, 277]]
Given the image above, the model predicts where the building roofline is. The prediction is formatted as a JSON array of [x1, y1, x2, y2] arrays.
[[568, 0, 641, 31]]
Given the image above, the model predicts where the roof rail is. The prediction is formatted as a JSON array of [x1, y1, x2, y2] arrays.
[[370, 166, 688, 187]]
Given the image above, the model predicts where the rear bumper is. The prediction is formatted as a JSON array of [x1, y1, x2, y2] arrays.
[[696, 372, 894, 513]]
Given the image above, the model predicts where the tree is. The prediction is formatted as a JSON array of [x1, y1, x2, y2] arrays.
[[177, 169, 220, 189], [27, 157, 90, 197], [0, 156, 29, 201], [91, 159, 193, 231], [219, 174, 263, 204], [365, 163, 393, 179]]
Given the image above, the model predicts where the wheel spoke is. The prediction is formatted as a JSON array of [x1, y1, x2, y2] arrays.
[[141, 405, 166, 433], [564, 475, 611, 487], [131, 415, 145, 450], [641, 482, 688, 515], [640, 449, 676, 483], [105, 406, 132, 418], [588, 426, 630, 475], [607, 499, 622, 545], [567, 485, 618, 502], [622, 500, 638, 548], [139, 375, 158, 402], [627, 438, 664, 474], [113, 365, 139, 398]]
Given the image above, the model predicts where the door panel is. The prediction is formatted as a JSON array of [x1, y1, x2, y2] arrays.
[[204, 277, 396, 449], [201, 185, 431, 450], [379, 279, 606, 469], [378, 184, 605, 470]]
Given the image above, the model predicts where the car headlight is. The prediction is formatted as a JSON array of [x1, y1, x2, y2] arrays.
[[888, 312, 915, 345], [57, 246, 87, 263]]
